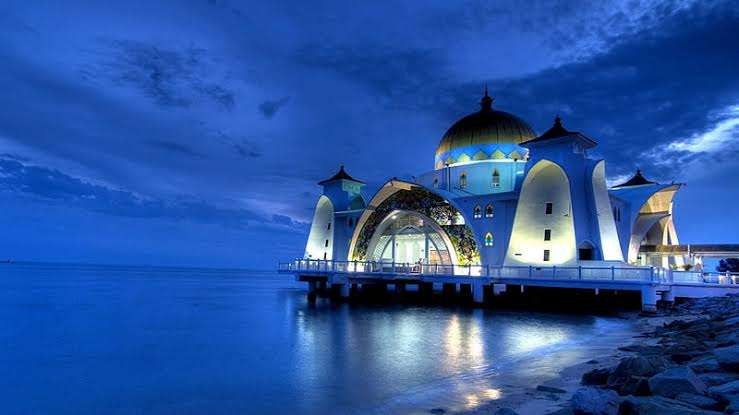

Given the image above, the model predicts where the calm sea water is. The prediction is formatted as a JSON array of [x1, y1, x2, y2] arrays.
[[0, 263, 634, 415]]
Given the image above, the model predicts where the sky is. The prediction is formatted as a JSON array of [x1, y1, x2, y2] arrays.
[[0, 0, 738, 269]]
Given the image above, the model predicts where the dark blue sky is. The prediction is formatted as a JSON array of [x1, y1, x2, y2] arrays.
[[1, 1, 738, 268]]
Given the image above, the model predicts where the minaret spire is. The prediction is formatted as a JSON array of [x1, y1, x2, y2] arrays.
[[480, 84, 493, 111]]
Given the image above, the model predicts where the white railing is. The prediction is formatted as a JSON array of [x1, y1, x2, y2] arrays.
[[278, 259, 665, 283], [672, 270, 739, 285]]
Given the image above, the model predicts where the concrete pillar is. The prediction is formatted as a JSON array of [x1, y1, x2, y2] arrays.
[[395, 283, 406, 294], [660, 289, 675, 303], [442, 283, 457, 298], [339, 284, 350, 298], [595, 288, 600, 296], [308, 281, 317, 292], [420, 282, 433, 297], [460, 283, 472, 298], [472, 281, 485, 304], [641, 286, 658, 313]]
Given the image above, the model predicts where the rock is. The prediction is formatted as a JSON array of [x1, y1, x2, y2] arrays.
[[493, 409, 518, 415], [674, 393, 722, 410], [537, 385, 567, 394], [620, 376, 651, 396], [607, 356, 670, 392], [582, 368, 611, 385], [619, 395, 722, 414], [648, 366, 707, 398], [699, 372, 739, 387], [570, 387, 618, 415], [587, 359, 599, 364], [714, 345, 739, 371], [708, 379, 739, 403], [689, 357, 722, 373]]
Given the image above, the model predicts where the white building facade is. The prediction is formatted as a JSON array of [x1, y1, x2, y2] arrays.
[[304, 91, 683, 269]]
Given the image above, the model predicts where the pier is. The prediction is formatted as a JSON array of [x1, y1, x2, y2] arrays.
[[278, 259, 739, 312]]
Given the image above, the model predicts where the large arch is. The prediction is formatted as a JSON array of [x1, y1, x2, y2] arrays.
[[348, 180, 480, 265], [365, 210, 459, 266], [626, 184, 683, 265], [505, 160, 577, 265], [592, 161, 624, 261], [304, 195, 334, 260]]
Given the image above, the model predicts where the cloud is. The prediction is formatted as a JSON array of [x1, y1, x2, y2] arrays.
[[664, 105, 739, 154], [82, 39, 235, 110], [258, 96, 290, 118]]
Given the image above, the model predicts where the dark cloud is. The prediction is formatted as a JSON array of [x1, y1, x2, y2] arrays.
[[258, 96, 290, 118], [149, 140, 204, 158], [82, 40, 235, 110]]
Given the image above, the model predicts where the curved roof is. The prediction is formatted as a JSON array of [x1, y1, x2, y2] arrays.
[[434, 90, 536, 166], [612, 169, 655, 188]]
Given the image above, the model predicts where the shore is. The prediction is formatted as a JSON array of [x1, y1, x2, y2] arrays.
[[448, 294, 739, 415]]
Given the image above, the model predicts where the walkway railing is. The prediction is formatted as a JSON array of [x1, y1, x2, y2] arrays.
[[278, 259, 672, 283], [671, 270, 739, 285]]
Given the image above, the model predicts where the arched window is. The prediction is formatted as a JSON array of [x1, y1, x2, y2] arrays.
[[473, 205, 482, 219], [484, 232, 494, 247], [433, 177, 439, 188], [459, 173, 467, 189], [492, 169, 500, 188], [485, 204, 494, 218]]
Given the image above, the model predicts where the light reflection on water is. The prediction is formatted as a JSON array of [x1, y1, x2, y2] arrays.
[[0, 265, 632, 415]]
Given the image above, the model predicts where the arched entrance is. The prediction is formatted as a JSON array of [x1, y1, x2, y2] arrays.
[[366, 210, 457, 266], [578, 241, 596, 261]]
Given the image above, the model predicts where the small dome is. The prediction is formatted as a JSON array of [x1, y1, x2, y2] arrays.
[[435, 89, 536, 168]]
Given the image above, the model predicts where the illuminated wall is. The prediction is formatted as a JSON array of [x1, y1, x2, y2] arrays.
[[505, 160, 576, 265], [591, 161, 624, 261], [304, 195, 334, 260]]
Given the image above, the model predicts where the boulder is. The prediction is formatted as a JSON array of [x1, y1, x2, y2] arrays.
[[714, 345, 739, 371], [619, 395, 722, 414], [582, 368, 611, 385], [708, 379, 739, 403], [570, 387, 618, 415], [674, 393, 722, 410], [607, 356, 669, 389], [619, 376, 651, 396], [699, 372, 739, 387], [648, 366, 707, 398], [689, 357, 722, 373]]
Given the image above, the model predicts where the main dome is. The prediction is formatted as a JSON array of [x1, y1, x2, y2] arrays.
[[434, 91, 536, 169]]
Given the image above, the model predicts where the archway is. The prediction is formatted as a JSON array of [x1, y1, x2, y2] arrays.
[[366, 210, 458, 266], [578, 241, 596, 261]]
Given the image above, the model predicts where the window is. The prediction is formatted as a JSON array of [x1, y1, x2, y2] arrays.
[[324, 239, 329, 247], [545, 202, 553, 215], [484, 232, 494, 247], [544, 229, 551, 241], [347, 217, 353, 227], [543, 249, 550, 262], [323, 252, 327, 260], [492, 169, 500, 188], [459, 173, 467, 189], [473, 205, 482, 219], [433, 177, 439, 188], [327, 222, 331, 230], [485, 204, 494, 218]]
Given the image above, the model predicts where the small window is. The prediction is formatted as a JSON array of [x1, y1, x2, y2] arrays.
[[473, 205, 482, 219], [544, 229, 551, 241], [543, 249, 550, 262], [485, 204, 494, 218], [484, 232, 494, 247], [323, 252, 327, 260], [459, 173, 467, 189], [545, 202, 553, 215], [327, 222, 331, 230], [433, 177, 439, 188], [324, 239, 329, 247], [492, 169, 500, 188]]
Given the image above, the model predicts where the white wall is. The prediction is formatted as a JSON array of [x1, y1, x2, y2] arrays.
[[304, 196, 334, 260], [592, 161, 624, 261], [505, 160, 577, 265]]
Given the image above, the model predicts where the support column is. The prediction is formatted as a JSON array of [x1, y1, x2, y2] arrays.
[[641, 286, 658, 313], [420, 282, 433, 297], [395, 282, 406, 294], [307, 281, 318, 303], [493, 284, 507, 295], [442, 283, 457, 299], [472, 281, 485, 304], [339, 284, 350, 298], [660, 289, 675, 303]]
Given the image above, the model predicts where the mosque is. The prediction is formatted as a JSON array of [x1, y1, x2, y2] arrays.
[[303, 90, 684, 271]]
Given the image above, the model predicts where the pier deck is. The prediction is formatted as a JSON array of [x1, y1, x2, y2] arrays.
[[278, 259, 739, 312]]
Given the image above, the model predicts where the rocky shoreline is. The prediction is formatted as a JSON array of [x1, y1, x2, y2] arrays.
[[480, 294, 739, 415]]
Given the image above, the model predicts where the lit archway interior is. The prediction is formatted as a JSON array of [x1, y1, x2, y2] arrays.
[[366, 210, 457, 265]]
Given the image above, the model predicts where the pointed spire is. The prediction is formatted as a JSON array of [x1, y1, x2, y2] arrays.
[[554, 114, 562, 127], [480, 84, 493, 111], [318, 164, 364, 185]]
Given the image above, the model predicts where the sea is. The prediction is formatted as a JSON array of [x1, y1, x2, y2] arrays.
[[0, 262, 636, 414]]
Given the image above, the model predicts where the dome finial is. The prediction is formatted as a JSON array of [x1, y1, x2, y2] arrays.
[[554, 114, 562, 126], [480, 84, 493, 111]]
